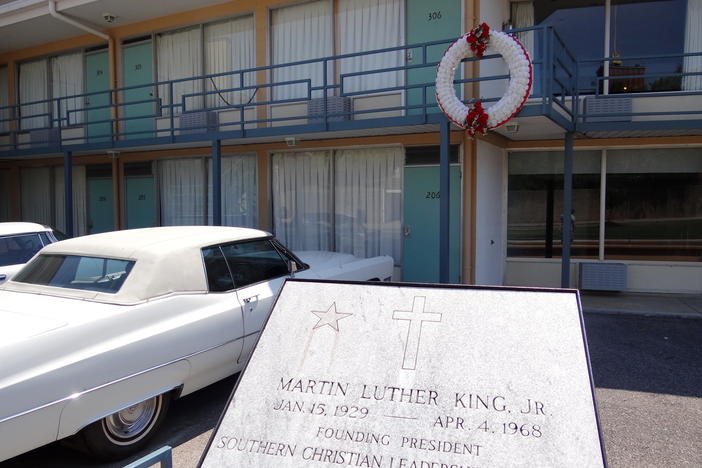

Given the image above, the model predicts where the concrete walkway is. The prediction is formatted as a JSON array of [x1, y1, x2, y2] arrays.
[[580, 291, 702, 319]]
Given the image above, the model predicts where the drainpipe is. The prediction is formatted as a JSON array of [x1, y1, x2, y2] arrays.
[[47, 0, 109, 40]]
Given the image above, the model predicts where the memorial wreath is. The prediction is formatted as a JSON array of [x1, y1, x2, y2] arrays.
[[435, 23, 533, 136]]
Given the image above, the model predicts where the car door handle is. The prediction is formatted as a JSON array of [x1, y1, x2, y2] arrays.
[[0, 274, 6, 282], [243, 295, 258, 304]]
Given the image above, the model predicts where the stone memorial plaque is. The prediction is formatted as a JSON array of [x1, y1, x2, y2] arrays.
[[200, 280, 606, 468]]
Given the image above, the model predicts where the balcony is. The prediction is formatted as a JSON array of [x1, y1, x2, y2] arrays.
[[1, 26, 701, 157]]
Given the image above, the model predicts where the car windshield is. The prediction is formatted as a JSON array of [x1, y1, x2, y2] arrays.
[[0, 233, 45, 267], [13, 254, 135, 293]]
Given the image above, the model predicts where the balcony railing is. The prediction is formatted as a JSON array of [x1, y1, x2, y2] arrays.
[[1, 25, 701, 155]]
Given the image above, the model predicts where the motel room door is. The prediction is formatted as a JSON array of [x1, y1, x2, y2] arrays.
[[406, 0, 462, 115], [87, 178, 114, 234], [402, 148, 461, 283], [85, 50, 112, 143], [122, 41, 155, 139]]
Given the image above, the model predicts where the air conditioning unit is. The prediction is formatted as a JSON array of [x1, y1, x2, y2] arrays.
[[579, 263, 627, 291], [584, 97, 632, 122], [179, 110, 219, 134], [30, 128, 60, 148], [308, 96, 352, 123]]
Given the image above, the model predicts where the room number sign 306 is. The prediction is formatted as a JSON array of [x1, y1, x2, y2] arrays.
[[428, 11, 442, 21]]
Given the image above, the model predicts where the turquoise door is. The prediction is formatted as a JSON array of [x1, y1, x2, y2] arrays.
[[125, 176, 156, 229], [403, 165, 461, 283], [85, 51, 112, 142], [406, 0, 462, 115], [123, 42, 155, 139], [87, 178, 114, 234]]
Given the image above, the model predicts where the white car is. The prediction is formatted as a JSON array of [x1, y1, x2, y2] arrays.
[[0, 226, 393, 462], [0, 222, 67, 284]]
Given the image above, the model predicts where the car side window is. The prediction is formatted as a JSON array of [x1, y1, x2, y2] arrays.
[[202, 246, 234, 292], [0, 233, 44, 267], [220, 239, 289, 288]]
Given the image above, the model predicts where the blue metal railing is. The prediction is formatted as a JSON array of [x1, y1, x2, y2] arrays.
[[4, 26, 701, 154]]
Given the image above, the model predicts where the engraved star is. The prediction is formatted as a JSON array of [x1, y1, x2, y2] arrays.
[[311, 302, 352, 332]]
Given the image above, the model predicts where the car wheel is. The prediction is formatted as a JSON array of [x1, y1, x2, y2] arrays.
[[80, 392, 171, 460]]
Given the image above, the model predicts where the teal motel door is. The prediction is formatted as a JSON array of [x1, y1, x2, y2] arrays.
[[85, 51, 112, 143], [87, 178, 114, 234], [406, 0, 462, 115], [403, 165, 461, 283], [125, 177, 156, 229], [123, 41, 155, 140]]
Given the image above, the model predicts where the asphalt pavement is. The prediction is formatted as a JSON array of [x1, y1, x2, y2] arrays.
[[2, 302, 700, 468]]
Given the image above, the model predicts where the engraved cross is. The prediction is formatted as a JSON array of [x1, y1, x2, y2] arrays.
[[392, 296, 442, 370]]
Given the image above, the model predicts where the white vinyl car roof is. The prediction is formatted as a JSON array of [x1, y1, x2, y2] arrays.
[[0, 222, 51, 236], [2, 226, 271, 305]]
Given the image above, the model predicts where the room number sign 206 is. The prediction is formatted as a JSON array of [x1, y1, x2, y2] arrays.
[[425, 191, 440, 199]]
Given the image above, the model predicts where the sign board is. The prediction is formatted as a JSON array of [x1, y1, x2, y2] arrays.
[[200, 280, 606, 468]]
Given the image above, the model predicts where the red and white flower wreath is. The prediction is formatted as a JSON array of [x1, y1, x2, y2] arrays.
[[436, 23, 533, 136]]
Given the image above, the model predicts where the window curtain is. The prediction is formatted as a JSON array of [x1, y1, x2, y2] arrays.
[[19, 60, 48, 130], [157, 28, 203, 115], [51, 52, 84, 126], [54, 165, 87, 236], [207, 153, 258, 227], [0, 169, 9, 221], [158, 158, 206, 225], [271, 0, 332, 100], [21, 167, 52, 225], [511, 2, 534, 59], [334, 147, 403, 261], [0, 67, 8, 133], [683, 0, 702, 91], [272, 151, 332, 250], [204, 16, 255, 109], [338, 0, 404, 94]]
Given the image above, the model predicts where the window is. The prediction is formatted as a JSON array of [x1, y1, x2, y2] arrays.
[[0, 234, 45, 266], [202, 246, 234, 292], [14, 254, 134, 293], [508, 151, 601, 258], [272, 147, 403, 262], [157, 27, 203, 114], [605, 148, 702, 261], [220, 240, 289, 288], [0, 66, 8, 133]]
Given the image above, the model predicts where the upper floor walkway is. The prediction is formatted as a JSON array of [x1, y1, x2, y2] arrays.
[[1, 25, 702, 159]]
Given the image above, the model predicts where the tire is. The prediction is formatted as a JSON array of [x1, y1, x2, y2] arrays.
[[80, 392, 171, 460]]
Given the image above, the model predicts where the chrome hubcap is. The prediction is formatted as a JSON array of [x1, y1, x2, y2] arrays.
[[104, 397, 159, 440]]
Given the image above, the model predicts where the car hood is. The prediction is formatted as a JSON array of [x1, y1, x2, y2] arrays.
[[0, 264, 24, 285], [296, 251, 359, 269]]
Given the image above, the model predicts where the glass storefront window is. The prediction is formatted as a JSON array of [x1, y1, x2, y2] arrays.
[[605, 148, 702, 261], [508, 151, 601, 259]]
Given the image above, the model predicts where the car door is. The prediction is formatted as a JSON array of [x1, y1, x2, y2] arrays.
[[220, 239, 291, 362]]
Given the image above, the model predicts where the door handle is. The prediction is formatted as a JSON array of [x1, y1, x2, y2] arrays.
[[403, 225, 411, 238], [0, 274, 6, 282]]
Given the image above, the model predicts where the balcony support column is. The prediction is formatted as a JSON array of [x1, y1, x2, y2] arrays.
[[560, 131, 574, 288], [439, 115, 451, 284], [63, 150, 73, 237], [212, 139, 222, 226]]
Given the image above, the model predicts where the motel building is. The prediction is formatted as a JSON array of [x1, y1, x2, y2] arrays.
[[0, 0, 701, 294]]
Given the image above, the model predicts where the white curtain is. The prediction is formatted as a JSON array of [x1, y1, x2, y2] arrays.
[[19, 60, 48, 130], [204, 16, 256, 109], [272, 151, 332, 250], [0, 169, 9, 221], [271, 0, 332, 100], [334, 147, 402, 261], [511, 1, 534, 59], [157, 28, 203, 114], [159, 158, 206, 225], [0, 67, 8, 133], [21, 167, 52, 225], [683, 0, 702, 91], [54, 165, 87, 236], [207, 153, 258, 227], [51, 52, 84, 126], [338, 0, 404, 94]]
